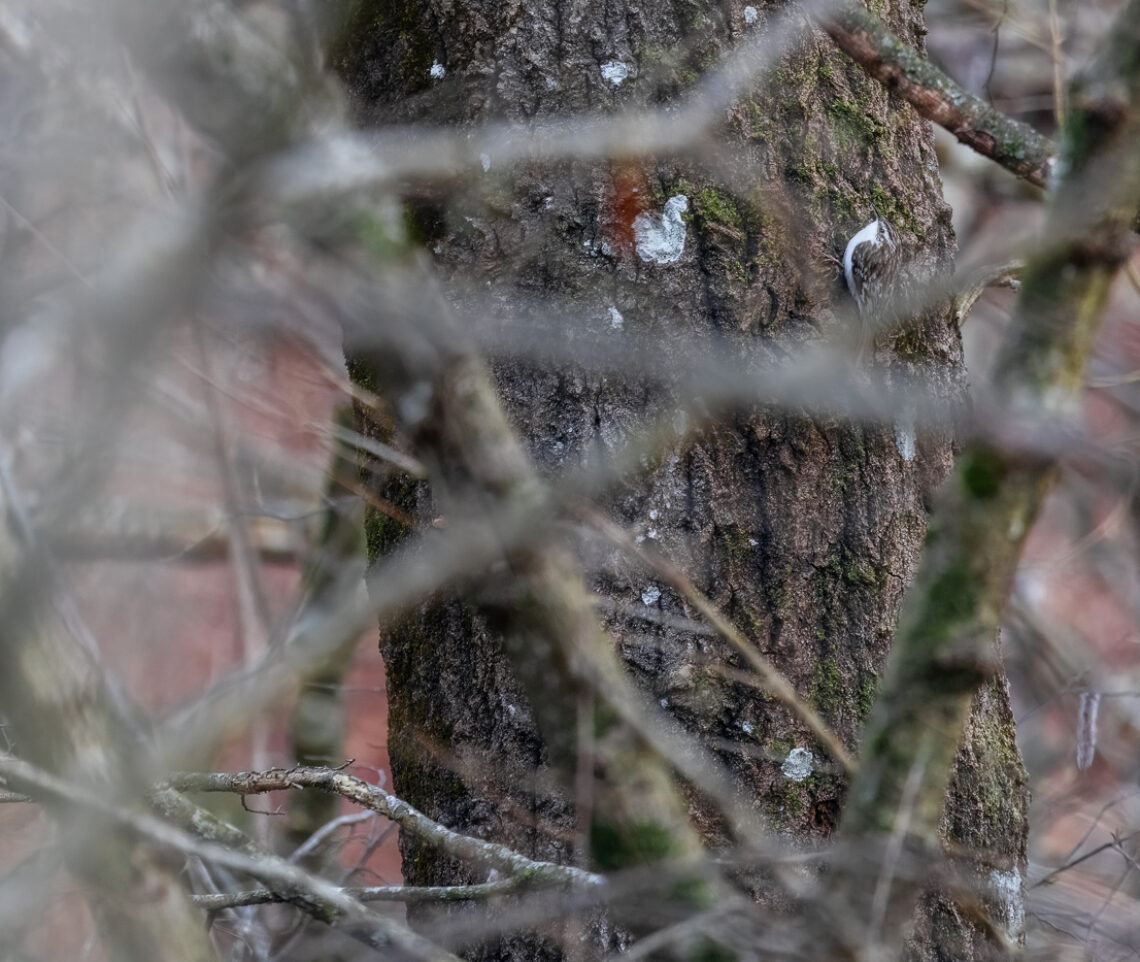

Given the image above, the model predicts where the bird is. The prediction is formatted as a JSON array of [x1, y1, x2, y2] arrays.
[[842, 211, 901, 360]]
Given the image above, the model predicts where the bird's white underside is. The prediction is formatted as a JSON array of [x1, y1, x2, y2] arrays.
[[843, 217, 882, 297]]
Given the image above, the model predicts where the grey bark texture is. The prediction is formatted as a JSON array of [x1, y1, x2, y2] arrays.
[[339, 0, 1029, 958]]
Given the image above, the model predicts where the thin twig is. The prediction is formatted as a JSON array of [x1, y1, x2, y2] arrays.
[[1047, 0, 1066, 130], [290, 810, 375, 864], [1033, 828, 1140, 888]]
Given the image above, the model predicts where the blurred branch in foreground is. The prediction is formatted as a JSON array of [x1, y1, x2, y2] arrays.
[[831, 0, 1140, 955], [1, 0, 1139, 958]]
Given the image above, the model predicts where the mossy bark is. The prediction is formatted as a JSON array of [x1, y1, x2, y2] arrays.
[[339, 1, 1029, 958]]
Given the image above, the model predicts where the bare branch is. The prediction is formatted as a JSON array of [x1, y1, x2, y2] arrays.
[[822, 5, 1056, 188], [193, 878, 532, 911], [1, 754, 464, 962], [164, 766, 604, 888]]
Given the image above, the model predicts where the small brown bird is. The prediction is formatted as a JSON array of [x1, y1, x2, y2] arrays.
[[843, 211, 900, 359]]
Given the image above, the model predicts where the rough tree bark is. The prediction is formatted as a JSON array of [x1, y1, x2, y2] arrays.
[[339, 0, 1029, 958]]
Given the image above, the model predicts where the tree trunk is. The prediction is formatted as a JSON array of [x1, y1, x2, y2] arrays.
[[339, 0, 1028, 957]]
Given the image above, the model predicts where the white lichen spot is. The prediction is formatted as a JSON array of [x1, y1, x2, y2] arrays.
[[0, 316, 64, 406], [1015, 570, 1047, 606], [659, 698, 669, 708], [507, 704, 517, 717], [641, 584, 662, 605], [2, 9, 30, 48], [741, 720, 754, 735], [635, 534, 646, 544], [429, 60, 446, 79], [550, 440, 565, 456], [781, 747, 814, 782], [748, 538, 758, 547], [600, 60, 630, 86], [480, 152, 491, 172], [989, 867, 1025, 939], [744, 5, 758, 24], [1077, 690, 1101, 771], [609, 306, 624, 330], [633, 195, 688, 264], [648, 509, 659, 520], [647, 528, 659, 540], [397, 381, 434, 426], [894, 420, 916, 462], [600, 241, 612, 256], [1042, 384, 1079, 417], [1046, 154, 1064, 191]]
